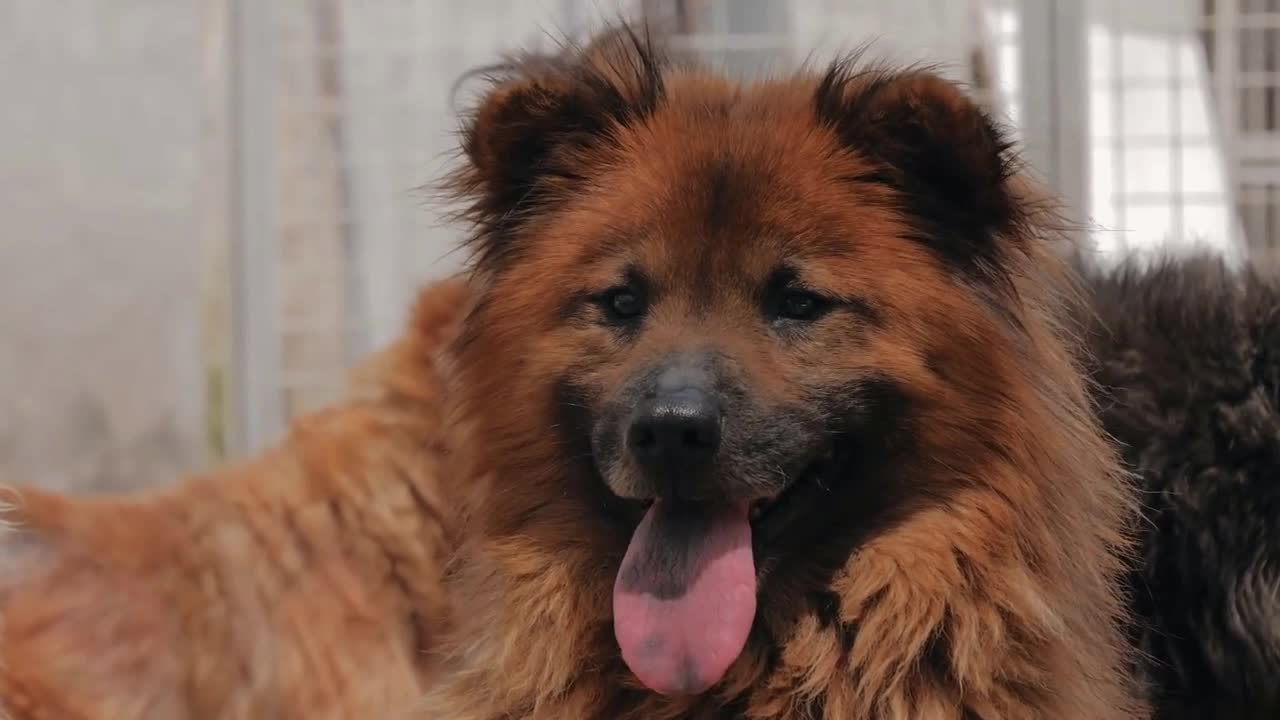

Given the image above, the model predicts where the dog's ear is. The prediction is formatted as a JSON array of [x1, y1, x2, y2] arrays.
[[452, 26, 666, 268], [815, 63, 1024, 271]]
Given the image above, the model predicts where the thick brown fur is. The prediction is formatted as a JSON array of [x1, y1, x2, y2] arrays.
[[421, 26, 1145, 720], [0, 279, 469, 719]]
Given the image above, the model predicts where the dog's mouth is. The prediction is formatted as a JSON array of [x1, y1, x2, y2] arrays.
[[609, 449, 840, 697], [748, 455, 833, 538], [629, 450, 839, 517], [621, 445, 841, 555]]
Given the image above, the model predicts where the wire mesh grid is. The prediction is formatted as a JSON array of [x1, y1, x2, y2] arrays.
[[1216, 0, 1280, 257], [1085, 1, 1236, 260]]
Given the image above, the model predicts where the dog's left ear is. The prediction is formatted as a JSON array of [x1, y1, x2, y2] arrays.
[[815, 64, 1024, 270]]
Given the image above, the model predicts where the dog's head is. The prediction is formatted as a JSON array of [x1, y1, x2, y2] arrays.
[[448, 26, 1055, 696]]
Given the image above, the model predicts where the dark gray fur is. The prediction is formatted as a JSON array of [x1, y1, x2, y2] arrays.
[[1081, 254, 1280, 719]]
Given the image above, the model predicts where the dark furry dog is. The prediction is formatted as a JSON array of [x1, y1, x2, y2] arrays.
[[1085, 256, 1280, 719]]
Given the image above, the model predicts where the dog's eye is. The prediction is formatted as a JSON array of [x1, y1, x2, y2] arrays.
[[601, 287, 646, 322], [776, 290, 828, 321]]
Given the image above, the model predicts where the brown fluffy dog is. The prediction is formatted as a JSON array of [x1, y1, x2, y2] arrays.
[[2, 26, 1146, 720], [424, 27, 1143, 719]]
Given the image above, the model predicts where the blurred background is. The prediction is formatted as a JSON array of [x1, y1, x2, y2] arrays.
[[1, 0, 1272, 492]]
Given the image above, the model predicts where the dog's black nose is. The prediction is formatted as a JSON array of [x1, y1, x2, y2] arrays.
[[627, 389, 722, 472]]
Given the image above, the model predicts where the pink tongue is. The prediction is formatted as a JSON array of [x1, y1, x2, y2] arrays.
[[613, 500, 757, 695]]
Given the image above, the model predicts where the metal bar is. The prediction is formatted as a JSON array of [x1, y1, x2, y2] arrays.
[[1018, 0, 1088, 236], [1018, 0, 1056, 184], [230, 0, 284, 453], [1215, 0, 1248, 258], [1171, 27, 1185, 245], [1050, 0, 1089, 233], [1112, 21, 1127, 251]]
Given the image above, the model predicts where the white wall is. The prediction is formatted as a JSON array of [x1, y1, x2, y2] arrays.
[[0, 1, 206, 491]]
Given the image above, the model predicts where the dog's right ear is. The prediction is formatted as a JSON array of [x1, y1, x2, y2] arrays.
[[451, 25, 666, 268]]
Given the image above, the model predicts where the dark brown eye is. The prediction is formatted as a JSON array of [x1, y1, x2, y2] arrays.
[[602, 287, 646, 321], [777, 290, 825, 321]]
